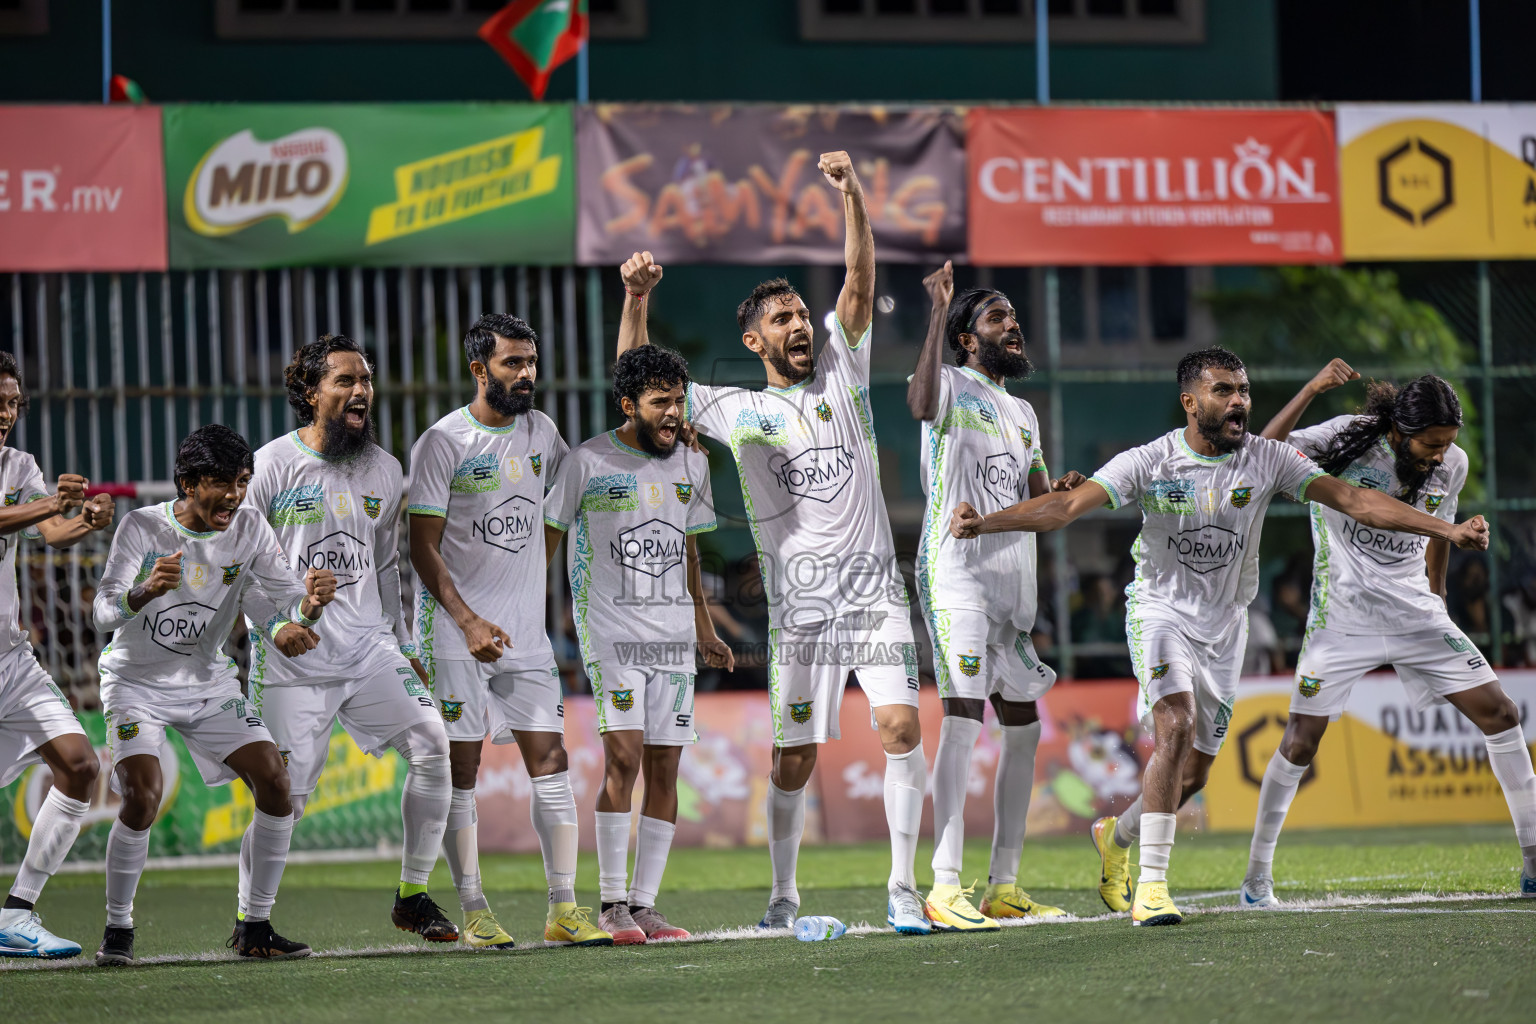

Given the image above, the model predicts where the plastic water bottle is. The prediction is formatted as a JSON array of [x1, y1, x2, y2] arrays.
[[794, 915, 847, 941]]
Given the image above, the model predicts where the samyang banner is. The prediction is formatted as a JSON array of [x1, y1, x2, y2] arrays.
[[576, 104, 966, 265], [164, 104, 575, 268], [967, 107, 1342, 265], [1338, 104, 1536, 260], [0, 106, 167, 272]]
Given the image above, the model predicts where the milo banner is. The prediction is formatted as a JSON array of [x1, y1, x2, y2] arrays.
[[1338, 104, 1536, 259], [576, 104, 966, 265], [164, 104, 575, 268]]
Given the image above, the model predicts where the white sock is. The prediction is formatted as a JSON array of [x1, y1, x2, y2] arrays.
[[105, 820, 151, 928], [989, 720, 1041, 887], [766, 781, 805, 904], [400, 753, 450, 887], [1114, 795, 1143, 849], [243, 809, 293, 923], [443, 787, 488, 913], [237, 819, 254, 919], [530, 771, 578, 905], [1246, 751, 1308, 880], [1138, 812, 1176, 884], [629, 815, 676, 909], [9, 789, 88, 904], [931, 716, 982, 888], [884, 746, 926, 892], [1484, 725, 1536, 875], [595, 810, 631, 904]]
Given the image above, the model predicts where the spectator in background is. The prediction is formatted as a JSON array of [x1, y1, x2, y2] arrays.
[[1270, 551, 1313, 647], [1503, 572, 1536, 668], [1070, 573, 1130, 679], [1450, 556, 1491, 640], [1242, 596, 1287, 676]]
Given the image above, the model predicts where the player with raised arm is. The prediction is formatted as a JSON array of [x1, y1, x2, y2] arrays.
[[0, 352, 115, 959], [1240, 364, 1536, 906], [409, 313, 610, 949], [543, 343, 734, 944], [949, 348, 1490, 926], [241, 335, 459, 944], [907, 261, 1083, 930], [92, 425, 335, 965], [615, 151, 933, 937]]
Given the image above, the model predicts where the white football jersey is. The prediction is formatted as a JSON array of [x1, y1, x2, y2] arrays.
[[407, 406, 568, 666], [0, 447, 50, 659], [687, 319, 909, 632], [95, 503, 313, 705], [544, 430, 716, 669], [916, 364, 1047, 632], [1288, 415, 1467, 634], [1090, 429, 1326, 644], [243, 432, 412, 686]]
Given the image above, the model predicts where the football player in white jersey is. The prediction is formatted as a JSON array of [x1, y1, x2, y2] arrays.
[[615, 152, 933, 937], [951, 347, 1490, 925], [242, 335, 458, 944], [908, 261, 1083, 930], [92, 425, 336, 965], [409, 313, 610, 949], [544, 343, 734, 944], [1240, 364, 1536, 905], [0, 351, 116, 960]]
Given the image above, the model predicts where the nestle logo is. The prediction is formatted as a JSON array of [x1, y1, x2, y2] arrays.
[[473, 494, 537, 554], [770, 445, 856, 504], [611, 519, 685, 578]]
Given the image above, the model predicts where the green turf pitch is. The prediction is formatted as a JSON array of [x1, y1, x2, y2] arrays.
[[4, 825, 1534, 1023]]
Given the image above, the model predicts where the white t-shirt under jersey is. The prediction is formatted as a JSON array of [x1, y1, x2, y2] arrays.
[[1288, 415, 1467, 634], [917, 364, 1047, 632], [544, 430, 716, 669], [407, 406, 568, 666], [1090, 429, 1327, 644], [95, 503, 314, 706], [0, 447, 50, 660], [686, 319, 908, 633], [243, 432, 413, 686]]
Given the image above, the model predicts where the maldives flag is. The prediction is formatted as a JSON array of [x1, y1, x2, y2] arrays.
[[478, 0, 589, 101]]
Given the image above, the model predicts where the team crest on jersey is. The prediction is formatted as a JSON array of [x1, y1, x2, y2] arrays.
[[1443, 632, 1471, 653], [1298, 675, 1323, 698], [1425, 493, 1444, 512], [815, 401, 832, 422], [279, 749, 291, 768], [221, 562, 244, 585], [788, 700, 813, 724], [362, 495, 383, 519], [439, 700, 465, 723], [674, 482, 693, 505], [1230, 486, 1253, 509], [530, 453, 543, 477], [1150, 662, 1170, 680], [116, 722, 139, 741], [610, 689, 635, 713], [957, 654, 981, 677], [3, 487, 19, 506], [1019, 427, 1033, 447]]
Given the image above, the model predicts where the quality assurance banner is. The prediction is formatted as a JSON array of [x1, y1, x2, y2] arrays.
[[967, 107, 1342, 265], [164, 104, 575, 268], [1338, 103, 1536, 259], [576, 104, 966, 265], [0, 106, 167, 272]]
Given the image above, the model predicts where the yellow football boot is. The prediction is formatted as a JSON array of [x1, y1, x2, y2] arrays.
[[924, 883, 1000, 932], [1130, 880, 1183, 927], [462, 908, 515, 949], [1091, 815, 1135, 913], [979, 883, 1066, 919], [543, 904, 615, 947]]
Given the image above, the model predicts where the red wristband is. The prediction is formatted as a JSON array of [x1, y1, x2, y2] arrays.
[[627, 289, 647, 300]]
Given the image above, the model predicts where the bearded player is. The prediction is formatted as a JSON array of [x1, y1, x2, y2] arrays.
[[0, 352, 114, 959], [544, 343, 734, 944], [409, 313, 609, 949], [616, 153, 933, 937], [93, 425, 335, 965], [950, 347, 1489, 925], [1239, 363, 1536, 905], [908, 261, 1082, 930], [241, 335, 458, 943]]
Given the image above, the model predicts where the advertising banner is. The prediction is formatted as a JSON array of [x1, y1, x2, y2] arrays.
[[576, 104, 966, 265], [1338, 104, 1536, 259], [164, 104, 575, 268], [967, 108, 1341, 265], [1203, 671, 1536, 832], [0, 106, 167, 272]]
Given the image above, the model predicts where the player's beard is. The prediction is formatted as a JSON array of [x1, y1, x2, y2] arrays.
[[1195, 401, 1248, 454], [972, 331, 1033, 380], [485, 375, 535, 417], [766, 336, 813, 385], [318, 403, 376, 460], [636, 413, 680, 459], [1392, 436, 1434, 502]]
